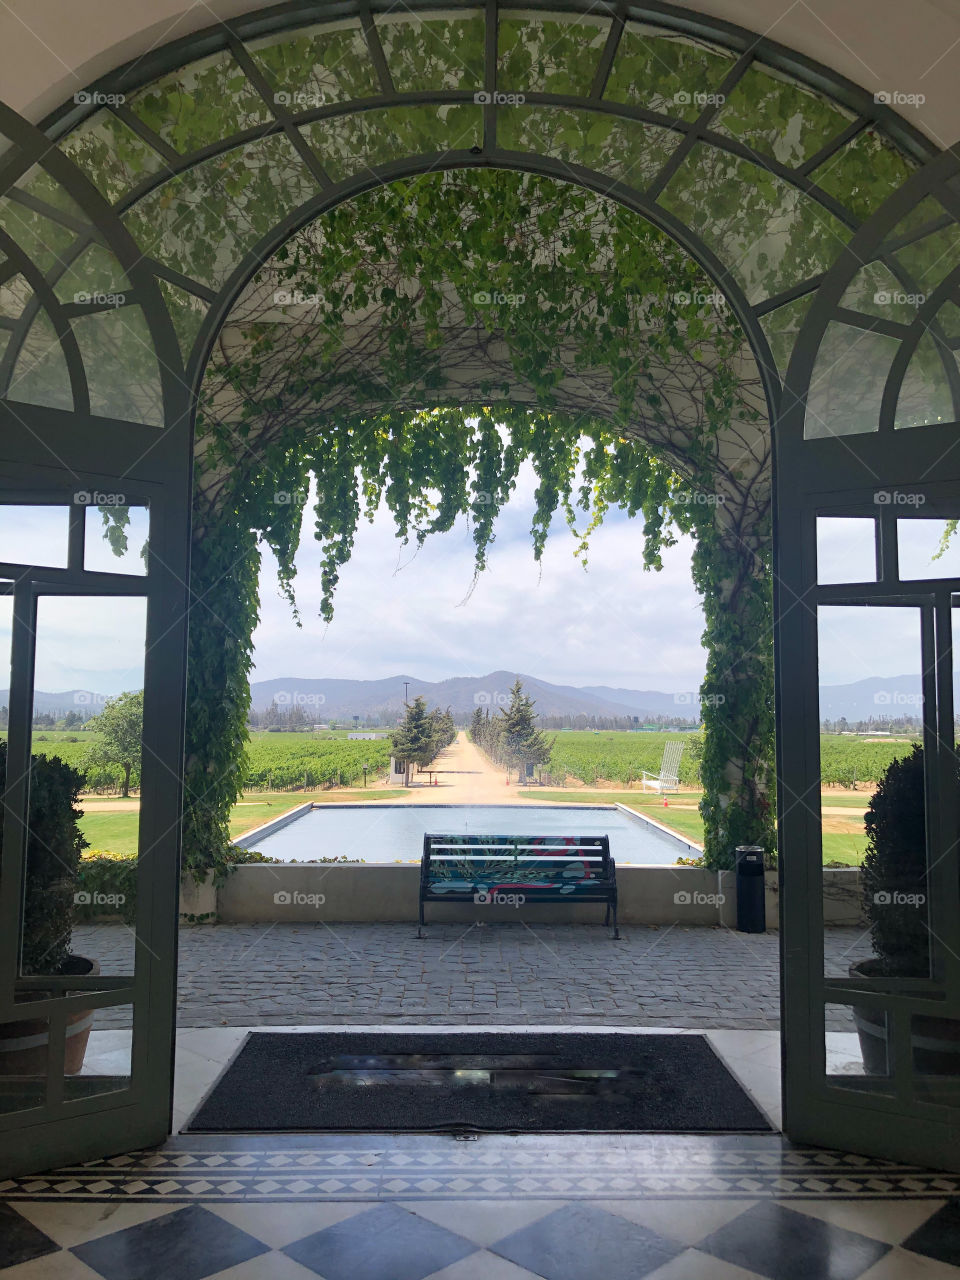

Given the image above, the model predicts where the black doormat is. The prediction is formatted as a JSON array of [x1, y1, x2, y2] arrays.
[[186, 1032, 772, 1133]]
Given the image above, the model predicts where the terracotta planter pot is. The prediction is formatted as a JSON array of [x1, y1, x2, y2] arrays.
[[850, 958, 960, 1075], [0, 956, 99, 1076]]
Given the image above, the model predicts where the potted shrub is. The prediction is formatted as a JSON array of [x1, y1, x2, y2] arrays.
[[0, 741, 99, 1076], [852, 743, 960, 1075]]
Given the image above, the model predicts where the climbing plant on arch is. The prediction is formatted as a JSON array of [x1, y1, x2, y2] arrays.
[[185, 168, 773, 876]]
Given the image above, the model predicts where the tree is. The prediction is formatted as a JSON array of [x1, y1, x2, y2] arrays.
[[497, 681, 552, 782], [469, 705, 485, 743], [85, 691, 143, 797], [392, 697, 441, 772]]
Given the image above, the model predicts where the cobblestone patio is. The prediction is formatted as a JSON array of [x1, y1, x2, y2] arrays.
[[76, 923, 872, 1031]]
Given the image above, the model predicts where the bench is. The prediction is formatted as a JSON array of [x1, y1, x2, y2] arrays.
[[418, 833, 620, 939]]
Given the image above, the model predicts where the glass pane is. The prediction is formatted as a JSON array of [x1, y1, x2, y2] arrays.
[[59, 110, 169, 205], [126, 50, 275, 153], [0, 587, 9, 730], [839, 261, 925, 325], [123, 135, 318, 290], [757, 292, 813, 380], [157, 278, 208, 362], [894, 222, 960, 296], [303, 105, 482, 182], [496, 106, 680, 188], [498, 13, 610, 97], [912, 1012, 960, 1105], [21, 595, 147, 979], [378, 12, 485, 91], [53, 243, 130, 306], [68, 1004, 132, 1101], [895, 334, 956, 429], [84, 505, 149, 576], [812, 128, 917, 223], [658, 143, 849, 304], [0, 167, 90, 277], [604, 22, 736, 122], [0, 1013, 48, 1116], [804, 322, 899, 438], [8, 310, 72, 410], [71, 306, 164, 427], [825, 1003, 892, 1088], [818, 605, 928, 982], [817, 517, 876, 585], [0, 505, 69, 567], [712, 63, 853, 168], [0, 273, 37, 322], [248, 19, 379, 108], [898, 518, 960, 580]]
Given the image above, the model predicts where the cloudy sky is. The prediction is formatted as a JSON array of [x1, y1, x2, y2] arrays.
[[0, 475, 955, 696], [250, 464, 708, 694]]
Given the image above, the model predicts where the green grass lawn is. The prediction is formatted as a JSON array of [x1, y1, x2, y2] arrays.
[[78, 789, 406, 855], [522, 789, 869, 865]]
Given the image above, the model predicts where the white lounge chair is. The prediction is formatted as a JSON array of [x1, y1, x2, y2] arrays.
[[640, 740, 684, 793]]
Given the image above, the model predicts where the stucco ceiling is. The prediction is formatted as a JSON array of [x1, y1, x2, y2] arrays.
[[2, 1, 959, 148]]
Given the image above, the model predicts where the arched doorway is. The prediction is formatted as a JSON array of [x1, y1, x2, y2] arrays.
[[0, 1, 957, 1175]]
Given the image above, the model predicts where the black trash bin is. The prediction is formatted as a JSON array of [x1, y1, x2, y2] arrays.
[[735, 845, 766, 933]]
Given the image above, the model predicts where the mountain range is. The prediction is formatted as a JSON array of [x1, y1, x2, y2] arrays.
[[6, 671, 942, 724]]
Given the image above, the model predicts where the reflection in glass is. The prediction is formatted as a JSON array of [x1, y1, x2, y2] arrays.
[[604, 22, 734, 122], [0, 1015, 48, 1115], [59, 110, 170, 205], [812, 127, 916, 222], [894, 334, 956, 429], [53, 244, 130, 307], [804, 322, 897, 438], [757, 292, 812, 380], [123, 135, 318, 290], [839, 261, 924, 326], [378, 12, 485, 91], [894, 222, 960, 297], [8, 310, 72, 411], [496, 106, 680, 189], [712, 63, 852, 168], [826, 1003, 891, 1085], [71, 306, 164, 427], [659, 144, 849, 304], [249, 19, 379, 106], [303, 105, 482, 182], [499, 14, 610, 97], [66, 1003, 132, 1102], [126, 51, 275, 153]]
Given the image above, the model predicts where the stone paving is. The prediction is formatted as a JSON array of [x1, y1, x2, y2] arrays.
[[75, 922, 872, 1031]]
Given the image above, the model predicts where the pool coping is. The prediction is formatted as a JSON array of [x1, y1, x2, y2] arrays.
[[231, 800, 703, 863]]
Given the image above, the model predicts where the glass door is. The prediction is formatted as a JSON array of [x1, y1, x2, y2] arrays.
[[777, 145, 960, 1168]]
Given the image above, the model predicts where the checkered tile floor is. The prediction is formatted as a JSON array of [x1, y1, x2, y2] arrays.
[[4, 1194, 960, 1279]]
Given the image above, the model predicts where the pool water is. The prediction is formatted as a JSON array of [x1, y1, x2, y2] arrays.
[[235, 803, 696, 866]]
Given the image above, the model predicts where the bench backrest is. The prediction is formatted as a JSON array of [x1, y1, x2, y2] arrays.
[[421, 833, 614, 898], [659, 739, 684, 784]]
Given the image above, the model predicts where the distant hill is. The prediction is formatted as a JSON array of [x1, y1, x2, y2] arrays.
[[6, 672, 942, 726]]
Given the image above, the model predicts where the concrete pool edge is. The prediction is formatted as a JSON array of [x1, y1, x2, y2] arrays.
[[206, 863, 865, 929]]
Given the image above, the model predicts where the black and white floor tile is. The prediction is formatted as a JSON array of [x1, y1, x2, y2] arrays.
[[4, 1191, 960, 1279]]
